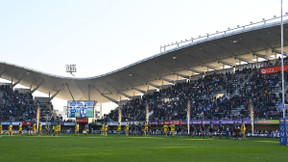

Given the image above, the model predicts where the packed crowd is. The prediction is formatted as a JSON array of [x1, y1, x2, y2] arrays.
[[0, 85, 54, 122], [106, 65, 286, 122]]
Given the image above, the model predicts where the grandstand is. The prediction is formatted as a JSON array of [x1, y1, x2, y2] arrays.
[[1, 15, 288, 134]]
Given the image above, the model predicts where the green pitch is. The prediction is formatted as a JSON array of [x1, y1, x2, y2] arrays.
[[0, 134, 287, 162]]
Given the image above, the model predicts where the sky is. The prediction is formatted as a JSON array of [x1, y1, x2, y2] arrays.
[[0, 0, 288, 117]]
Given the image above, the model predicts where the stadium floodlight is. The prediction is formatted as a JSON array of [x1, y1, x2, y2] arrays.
[[66, 64, 77, 77]]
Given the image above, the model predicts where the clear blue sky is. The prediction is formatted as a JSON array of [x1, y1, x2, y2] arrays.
[[0, 0, 287, 115]]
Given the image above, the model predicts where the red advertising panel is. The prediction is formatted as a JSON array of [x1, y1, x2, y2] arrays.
[[22, 122, 31, 126], [76, 118, 88, 123], [260, 64, 288, 74]]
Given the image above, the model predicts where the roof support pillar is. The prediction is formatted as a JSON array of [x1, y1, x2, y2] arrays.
[[66, 83, 75, 101], [202, 64, 216, 70], [146, 82, 160, 89], [234, 56, 250, 64], [93, 86, 118, 104], [174, 72, 189, 79], [49, 90, 60, 102], [160, 77, 174, 84], [31, 84, 41, 93], [253, 52, 269, 60], [119, 92, 132, 99], [132, 87, 145, 94], [218, 60, 234, 67]]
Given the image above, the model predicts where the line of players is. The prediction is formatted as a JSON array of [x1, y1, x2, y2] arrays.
[[100, 122, 150, 136], [99, 120, 247, 140], [0, 121, 246, 139], [0, 123, 63, 137], [167, 120, 246, 140]]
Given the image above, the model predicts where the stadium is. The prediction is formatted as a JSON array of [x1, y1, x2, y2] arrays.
[[1, 1, 288, 161]]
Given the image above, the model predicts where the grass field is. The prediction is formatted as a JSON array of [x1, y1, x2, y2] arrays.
[[0, 134, 288, 162]]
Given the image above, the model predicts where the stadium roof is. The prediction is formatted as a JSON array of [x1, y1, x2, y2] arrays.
[[1, 17, 288, 104]]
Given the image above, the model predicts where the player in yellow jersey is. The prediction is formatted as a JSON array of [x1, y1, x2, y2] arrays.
[[39, 124, 42, 136], [85, 124, 89, 136], [52, 125, 56, 136], [101, 124, 105, 136], [104, 124, 108, 136], [55, 124, 59, 136], [163, 124, 168, 137], [76, 123, 80, 135], [8, 123, 13, 136], [57, 124, 61, 136], [0, 123, 2, 137], [241, 120, 246, 140], [144, 122, 149, 136], [125, 123, 130, 136], [19, 123, 23, 135], [117, 123, 121, 136], [170, 123, 175, 137], [33, 123, 36, 135]]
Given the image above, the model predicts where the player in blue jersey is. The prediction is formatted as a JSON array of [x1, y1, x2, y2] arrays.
[[236, 122, 241, 140], [83, 107, 88, 117], [178, 123, 183, 137], [70, 108, 76, 118], [218, 121, 224, 139], [189, 122, 195, 138], [200, 120, 205, 138], [208, 121, 215, 139], [232, 122, 237, 140]]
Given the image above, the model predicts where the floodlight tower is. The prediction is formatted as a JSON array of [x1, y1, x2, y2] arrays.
[[66, 64, 77, 77]]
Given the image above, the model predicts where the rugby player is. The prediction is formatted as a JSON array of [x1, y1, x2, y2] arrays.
[[144, 122, 149, 136], [125, 122, 130, 136], [85, 124, 89, 136], [170, 122, 175, 137], [178, 123, 183, 137], [163, 124, 168, 137], [189, 122, 195, 138], [39, 124, 42, 136], [19, 123, 23, 135], [117, 123, 121, 136], [8, 123, 13, 136], [33, 123, 36, 135], [232, 122, 237, 140], [104, 123, 108, 136], [208, 121, 215, 139], [0, 123, 2, 137], [241, 120, 246, 140], [200, 120, 205, 138], [76, 123, 80, 136], [137, 122, 142, 136], [236, 122, 241, 140], [218, 121, 224, 139]]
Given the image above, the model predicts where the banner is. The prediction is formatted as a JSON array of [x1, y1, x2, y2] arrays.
[[22, 122, 31, 126], [76, 118, 88, 123], [260, 64, 288, 75], [64, 122, 76, 126], [255, 120, 279, 125], [279, 118, 287, 145]]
